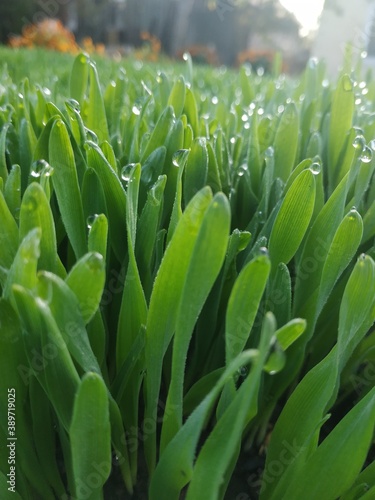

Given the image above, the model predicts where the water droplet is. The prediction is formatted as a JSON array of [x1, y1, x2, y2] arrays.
[[86, 252, 103, 271], [348, 207, 358, 220], [85, 128, 98, 143], [238, 366, 248, 378], [259, 246, 269, 256], [132, 105, 140, 116], [369, 139, 375, 151], [361, 50, 368, 59], [310, 162, 321, 175], [211, 96, 218, 105], [277, 105, 285, 114], [66, 98, 80, 112], [241, 113, 248, 122], [352, 135, 366, 151], [238, 165, 248, 178], [361, 145, 373, 163], [308, 57, 318, 69], [257, 67, 265, 77], [256, 211, 266, 223], [31, 159, 49, 178], [265, 146, 274, 158], [342, 75, 353, 92], [87, 214, 99, 230], [121, 164, 136, 184], [172, 149, 189, 168]]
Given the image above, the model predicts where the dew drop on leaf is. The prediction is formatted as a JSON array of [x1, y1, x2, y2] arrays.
[[352, 135, 366, 151], [172, 149, 189, 168], [121, 163, 136, 184], [310, 162, 321, 175], [360, 145, 373, 163], [87, 214, 98, 230]]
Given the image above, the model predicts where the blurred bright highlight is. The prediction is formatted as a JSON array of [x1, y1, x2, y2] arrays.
[[279, 0, 325, 35]]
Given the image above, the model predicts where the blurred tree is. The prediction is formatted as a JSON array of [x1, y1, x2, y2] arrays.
[[121, 0, 301, 64], [0, 0, 38, 43]]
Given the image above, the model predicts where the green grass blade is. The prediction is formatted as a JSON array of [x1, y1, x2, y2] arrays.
[[49, 119, 87, 259], [283, 386, 375, 500], [149, 351, 258, 500], [85, 62, 110, 143], [0, 188, 18, 270], [225, 254, 271, 364], [19, 182, 59, 274], [70, 373, 111, 500], [186, 313, 276, 500], [144, 187, 213, 472], [161, 193, 230, 449], [86, 141, 127, 262], [65, 252, 106, 325], [269, 169, 316, 267], [273, 102, 299, 182]]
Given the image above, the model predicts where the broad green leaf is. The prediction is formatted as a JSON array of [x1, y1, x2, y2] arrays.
[[273, 102, 299, 182], [183, 137, 208, 205], [225, 254, 271, 364], [167, 76, 186, 118], [161, 193, 230, 449], [260, 349, 338, 500], [317, 208, 363, 315], [4, 164, 21, 220], [19, 182, 58, 274], [19, 117, 37, 192], [275, 318, 306, 351], [70, 53, 89, 105], [144, 187, 213, 472], [149, 351, 258, 500], [85, 62, 109, 143], [0, 122, 9, 182], [0, 188, 18, 270], [0, 299, 55, 498], [293, 172, 350, 316], [337, 254, 375, 369], [70, 372, 111, 500], [136, 175, 166, 296], [282, 386, 375, 500], [29, 377, 65, 496], [186, 313, 276, 500], [86, 141, 127, 262], [141, 105, 174, 162], [37, 270, 101, 374], [65, 252, 106, 325], [116, 164, 147, 369], [13, 285, 80, 431], [4, 228, 40, 301], [49, 119, 87, 259], [269, 169, 316, 266], [184, 86, 199, 137], [81, 167, 108, 222], [88, 213, 108, 261], [328, 74, 354, 186]]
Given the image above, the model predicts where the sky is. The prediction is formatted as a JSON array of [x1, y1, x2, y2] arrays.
[[279, 0, 326, 36]]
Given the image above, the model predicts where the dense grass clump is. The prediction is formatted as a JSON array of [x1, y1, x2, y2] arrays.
[[1, 48, 375, 499]]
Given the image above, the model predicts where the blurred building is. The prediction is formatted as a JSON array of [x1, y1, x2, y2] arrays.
[[313, 0, 375, 75]]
